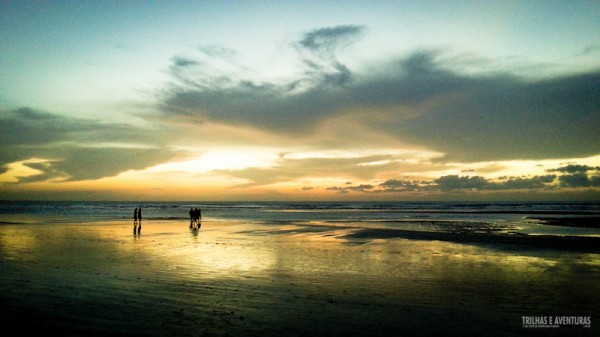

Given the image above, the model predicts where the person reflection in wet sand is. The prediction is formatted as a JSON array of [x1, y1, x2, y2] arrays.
[[133, 207, 138, 234], [137, 207, 142, 235]]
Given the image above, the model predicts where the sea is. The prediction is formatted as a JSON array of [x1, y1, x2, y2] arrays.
[[1, 200, 599, 238]]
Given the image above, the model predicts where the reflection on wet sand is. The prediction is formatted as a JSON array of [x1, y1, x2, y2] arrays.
[[0, 219, 598, 336]]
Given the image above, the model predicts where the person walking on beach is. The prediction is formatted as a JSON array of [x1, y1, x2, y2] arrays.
[[189, 208, 202, 230], [196, 208, 202, 229], [133, 207, 138, 234], [137, 207, 142, 234]]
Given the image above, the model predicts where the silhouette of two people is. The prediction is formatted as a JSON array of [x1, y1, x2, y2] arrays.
[[133, 207, 142, 235], [189, 208, 202, 230]]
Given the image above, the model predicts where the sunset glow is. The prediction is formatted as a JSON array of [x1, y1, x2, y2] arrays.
[[1, 1, 599, 201]]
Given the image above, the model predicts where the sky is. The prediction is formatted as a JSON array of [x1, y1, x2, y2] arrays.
[[1, 0, 599, 201]]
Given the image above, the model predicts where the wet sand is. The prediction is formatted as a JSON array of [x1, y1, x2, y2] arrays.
[[0, 218, 598, 336], [344, 227, 600, 252], [528, 216, 600, 228]]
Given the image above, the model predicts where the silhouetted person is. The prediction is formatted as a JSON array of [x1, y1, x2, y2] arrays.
[[137, 208, 142, 234], [194, 208, 201, 229], [188, 208, 202, 230], [197, 208, 202, 229], [133, 207, 138, 234]]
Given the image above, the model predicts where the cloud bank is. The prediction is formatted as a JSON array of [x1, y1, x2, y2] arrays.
[[0, 108, 177, 181], [324, 164, 599, 195], [162, 26, 600, 162]]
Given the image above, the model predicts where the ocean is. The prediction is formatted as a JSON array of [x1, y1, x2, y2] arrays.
[[1, 201, 599, 238]]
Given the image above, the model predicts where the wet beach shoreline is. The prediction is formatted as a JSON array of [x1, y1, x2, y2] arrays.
[[0, 215, 599, 336]]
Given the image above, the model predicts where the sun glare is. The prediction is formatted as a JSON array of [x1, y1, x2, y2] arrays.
[[149, 148, 279, 174]]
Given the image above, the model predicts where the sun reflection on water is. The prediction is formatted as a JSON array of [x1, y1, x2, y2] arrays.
[[114, 221, 279, 280]]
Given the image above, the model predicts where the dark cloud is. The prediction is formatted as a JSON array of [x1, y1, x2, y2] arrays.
[[0, 108, 96, 146], [370, 52, 600, 161], [434, 174, 559, 192], [171, 56, 199, 68], [299, 25, 363, 52], [0, 108, 177, 182], [163, 84, 337, 131], [435, 175, 489, 191], [378, 179, 425, 192], [325, 168, 598, 195], [558, 173, 600, 188], [161, 25, 368, 131], [326, 186, 348, 194], [346, 184, 374, 192], [495, 175, 556, 190], [297, 25, 363, 86], [162, 38, 600, 161], [548, 164, 600, 174], [326, 184, 375, 193], [542, 165, 600, 188]]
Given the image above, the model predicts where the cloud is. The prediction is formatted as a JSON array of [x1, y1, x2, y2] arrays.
[[297, 25, 363, 86], [435, 175, 489, 191], [161, 25, 368, 132], [326, 186, 348, 194], [162, 32, 600, 162], [298, 25, 363, 53], [495, 175, 557, 190], [324, 165, 600, 195], [378, 179, 427, 192], [0, 108, 177, 182], [198, 45, 238, 58], [394, 65, 600, 161], [548, 164, 600, 174], [432, 174, 560, 191], [346, 184, 375, 192], [558, 173, 600, 188], [326, 184, 375, 193], [329, 174, 549, 194], [545, 164, 600, 187], [581, 44, 600, 56], [216, 153, 402, 187], [171, 56, 200, 68], [214, 149, 592, 194], [167, 45, 245, 91]]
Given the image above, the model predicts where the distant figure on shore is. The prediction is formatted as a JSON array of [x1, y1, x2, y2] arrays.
[[133, 207, 138, 234], [190, 208, 202, 230], [196, 208, 201, 228], [137, 207, 142, 234]]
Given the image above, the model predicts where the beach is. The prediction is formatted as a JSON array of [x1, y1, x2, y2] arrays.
[[1, 212, 599, 336]]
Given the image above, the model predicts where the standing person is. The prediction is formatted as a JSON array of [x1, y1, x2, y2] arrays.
[[137, 207, 142, 234], [133, 207, 138, 234], [189, 208, 194, 229], [192, 208, 198, 229], [194, 208, 200, 229], [197, 208, 202, 229]]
